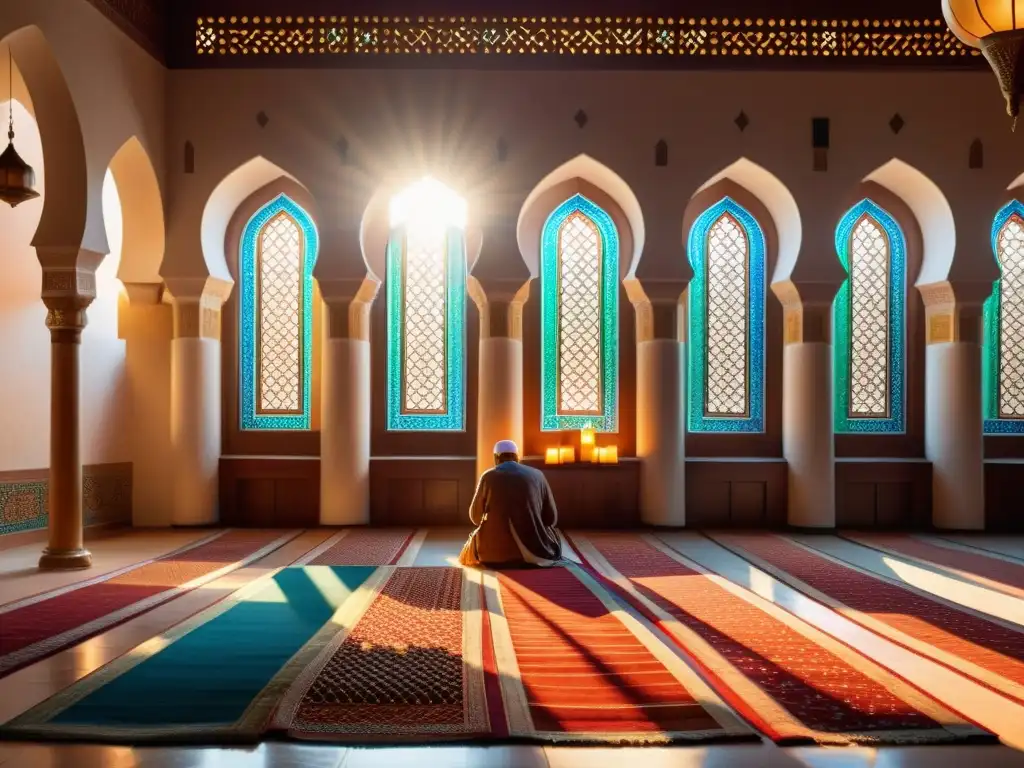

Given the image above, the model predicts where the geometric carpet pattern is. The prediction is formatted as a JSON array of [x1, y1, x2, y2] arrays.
[[1, 530, 1022, 750]]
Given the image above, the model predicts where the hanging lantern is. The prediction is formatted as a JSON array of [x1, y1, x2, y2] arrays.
[[0, 48, 39, 208], [943, 0, 1024, 125], [0, 126, 39, 208]]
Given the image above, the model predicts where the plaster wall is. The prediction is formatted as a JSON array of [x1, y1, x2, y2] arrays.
[[164, 66, 1014, 287], [0, 102, 130, 471]]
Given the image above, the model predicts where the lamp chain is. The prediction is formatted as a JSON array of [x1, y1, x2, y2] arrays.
[[8, 47, 13, 142]]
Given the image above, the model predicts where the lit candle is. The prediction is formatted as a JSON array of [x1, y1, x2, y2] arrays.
[[601, 445, 619, 464], [545, 447, 560, 465], [590, 446, 601, 464], [580, 427, 596, 462], [559, 446, 576, 464]]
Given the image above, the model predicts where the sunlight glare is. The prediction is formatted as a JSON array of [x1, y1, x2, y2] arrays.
[[389, 176, 467, 233]]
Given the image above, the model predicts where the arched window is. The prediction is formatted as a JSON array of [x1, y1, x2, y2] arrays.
[[984, 201, 1024, 434], [687, 197, 766, 433], [385, 178, 467, 431], [834, 199, 906, 434], [540, 194, 619, 432], [239, 194, 318, 430]]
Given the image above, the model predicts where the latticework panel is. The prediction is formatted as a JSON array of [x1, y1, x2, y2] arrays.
[[997, 215, 1024, 419], [194, 16, 977, 62], [402, 228, 448, 414], [847, 216, 890, 418], [705, 214, 749, 417], [557, 214, 603, 414], [257, 213, 303, 413]]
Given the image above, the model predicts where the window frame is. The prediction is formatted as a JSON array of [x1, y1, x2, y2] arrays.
[[687, 196, 766, 434], [239, 194, 319, 431], [833, 198, 906, 435], [384, 224, 467, 432], [539, 193, 620, 432], [984, 200, 1024, 435]]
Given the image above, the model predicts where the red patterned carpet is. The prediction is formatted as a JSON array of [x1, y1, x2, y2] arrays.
[[715, 533, 1024, 704], [844, 533, 1024, 593], [276, 566, 490, 740], [276, 565, 751, 744], [0, 529, 299, 678], [571, 533, 978, 744], [302, 529, 417, 566]]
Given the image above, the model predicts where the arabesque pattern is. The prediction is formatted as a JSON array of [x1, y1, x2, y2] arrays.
[[402, 229, 448, 413], [194, 16, 976, 63], [996, 216, 1024, 420], [705, 214, 748, 417], [239, 195, 318, 431], [257, 213, 303, 413], [848, 216, 890, 418], [557, 214, 602, 415]]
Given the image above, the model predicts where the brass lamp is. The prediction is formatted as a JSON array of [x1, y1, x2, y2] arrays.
[[0, 48, 39, 207], [943, 0, 1024, 125]]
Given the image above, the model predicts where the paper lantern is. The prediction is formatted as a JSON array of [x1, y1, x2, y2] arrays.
[[943, 0, 1024, 122]]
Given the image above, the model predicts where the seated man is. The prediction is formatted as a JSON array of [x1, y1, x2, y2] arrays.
[[459, 440, 563, 568]]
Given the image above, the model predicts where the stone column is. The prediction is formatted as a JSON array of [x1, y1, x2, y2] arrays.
[[319, 276, 379, 526], [773, 280, 839, 529], [468, 278, 531, 480], [165, 277, 232, 527], [919, 281, 988, 530], [37, 248, 104, 570], [629, 279, 687, 527]]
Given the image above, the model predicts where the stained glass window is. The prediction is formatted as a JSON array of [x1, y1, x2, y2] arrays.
[[834, 199, 905, 434], [984, 201, 1024, 434], [239, 194, 318, 430], [386, 178, 467, 431], [687, 197, 765, 433], [541, 194, 619, 432]]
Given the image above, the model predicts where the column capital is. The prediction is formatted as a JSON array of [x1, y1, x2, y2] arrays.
[[122, 282, 165, 306], [625, 278, 688, 342], [467, 277, 531, 340], [38, 248, 106, 343], [321, 275, 380, 341], [917, 279, 992, 344], [165, 277, 233, 340], [772, 278, 842, 345]]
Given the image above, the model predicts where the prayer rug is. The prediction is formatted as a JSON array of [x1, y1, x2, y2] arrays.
[[843, 533, 1024, 598], [482, 565, 753, 744], [570, 533, 983, 745], [0, 529, 301, 678], [274, 566, 490, 741], [711, 533, 1024, 707], [295, 528, 425, 567], [1, 564, 384, 743]]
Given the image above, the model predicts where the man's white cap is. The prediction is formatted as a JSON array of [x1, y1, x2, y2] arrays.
[[493, 439, 519, 455]]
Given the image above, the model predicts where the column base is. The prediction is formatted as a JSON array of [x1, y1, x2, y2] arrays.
[[38, 547, 93, 570]]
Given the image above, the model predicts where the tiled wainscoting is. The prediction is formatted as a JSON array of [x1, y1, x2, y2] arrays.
[[0, 463, 133, 538]]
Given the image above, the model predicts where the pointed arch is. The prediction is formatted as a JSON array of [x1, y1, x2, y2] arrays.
[[108, 136, 164, 285], [1, 27, 96, 252], [686, 196, 767, 433], [201, 156, 313, 284], [984, 200, 1024, 434], [864, 158, 955, 287], [540, 194, 620, 431], [834, 199, 907, 434], [237, 194, 319, 431], [517, 154, 643, 277]]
